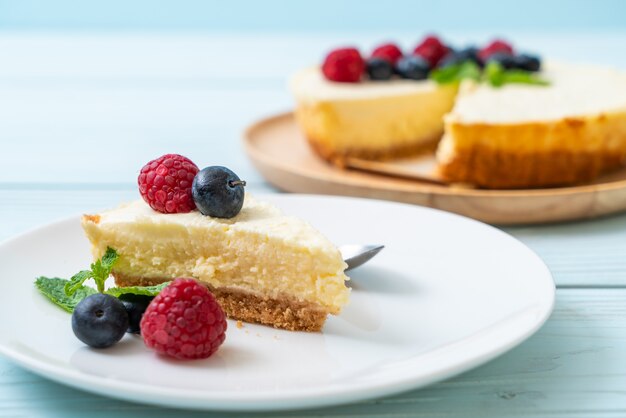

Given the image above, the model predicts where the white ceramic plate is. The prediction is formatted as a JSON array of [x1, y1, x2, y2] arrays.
[[0, 194, 554, 411]]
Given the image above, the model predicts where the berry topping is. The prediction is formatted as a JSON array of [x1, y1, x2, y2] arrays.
[[138, 154, 199, 214], [366, 57, 394, 80], [514, 53, 541, 72], [413, 35, 450, 67], [192, 166, 246, 218], [395, 55, 430, 80], [439, 46, 482, 68], [371, 43, 403, 65], [478, 39, 514, 62], [140, 278, 227, 360], [321, 47, 364, 83], [71, 294, 129, 348], [485, 52, 517, 70], [119, 294, 154, 334]]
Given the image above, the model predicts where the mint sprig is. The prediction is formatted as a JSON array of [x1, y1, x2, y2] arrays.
[[36, 277, 97, 313], [36, 247, 171, 313], [483, 61, 549, 87], [37, 277, 170, 313], [64, 247, 118, 295], [430, 60, 549, 88], [36, 277, 171, 313], [105, 282, 170, 298], [430, 60, 481, 84]]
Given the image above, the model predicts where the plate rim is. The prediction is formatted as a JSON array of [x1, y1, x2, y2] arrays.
[[0, 193, 556, 411]]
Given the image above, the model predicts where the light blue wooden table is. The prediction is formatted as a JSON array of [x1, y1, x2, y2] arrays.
[[2, 31, 626, 417]]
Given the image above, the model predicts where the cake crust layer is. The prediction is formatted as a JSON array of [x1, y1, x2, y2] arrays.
[[307, 132, 440, 166], [438, 114, 626, 188], [113, 273, 328, 332]]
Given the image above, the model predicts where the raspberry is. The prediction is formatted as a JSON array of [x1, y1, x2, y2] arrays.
[[413, 35, 449, 67], [140, 278, 227, 360], [138, 154, 199, 214], [322, 47, 364, 83], [478, 39, 514, 62], [371, 43, 403, 65]]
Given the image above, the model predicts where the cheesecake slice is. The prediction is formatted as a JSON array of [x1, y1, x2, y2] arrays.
[[437, 63, 626, 188], [81, 195, 350, 332], [290, 67, 458, 164]]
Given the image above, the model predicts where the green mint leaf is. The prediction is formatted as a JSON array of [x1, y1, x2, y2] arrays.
[[64, 270, 93, 296], [455, 61, 481, 81], [501, 70, 550, 86], [63, 247, 119, 295], [430, 60, 481, 85], [105, 281, 171, 298], [483, 61, 506, 86], [89, 247, 119, 293], [429, 64, 460, 84], [36, 277, 97, 313], [484, 61, 549, 87]]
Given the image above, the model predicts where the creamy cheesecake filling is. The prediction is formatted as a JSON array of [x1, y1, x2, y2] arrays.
[[82, 196, 349, 314], [290, 67, 458, 158]]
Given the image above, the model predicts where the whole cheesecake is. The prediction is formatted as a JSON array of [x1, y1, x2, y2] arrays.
[[290, 67, 458, 164], [290, 38, 626, 189], [438, 63, 626, 188], [82, 195, 350, 332]]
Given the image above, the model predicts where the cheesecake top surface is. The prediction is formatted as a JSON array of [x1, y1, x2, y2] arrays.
[[448, 62, 626, 124], [93, 195, 336, 250], [290, 66, 446, 101]]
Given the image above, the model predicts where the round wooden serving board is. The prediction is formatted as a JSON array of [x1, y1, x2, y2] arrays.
[[244, 112, 626, 225]]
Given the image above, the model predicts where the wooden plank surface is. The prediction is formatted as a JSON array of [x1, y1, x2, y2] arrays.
[[2, 32, 626, 416]]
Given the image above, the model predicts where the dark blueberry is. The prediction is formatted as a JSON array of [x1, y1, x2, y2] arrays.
[[514, 54, 541, 72], [395, 55, 430, 80], [71, 294, 129, 348], [485, 52, 516, 70], [438, 47, 483, 69], [119, 294, 154, 334], [456, 46, 482, 65], [192, 166, 246, 218], [365, 57, 394, 80]]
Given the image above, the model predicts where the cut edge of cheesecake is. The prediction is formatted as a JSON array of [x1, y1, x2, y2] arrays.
[[81, 196, 350, 332], [290, 67, 458, 165]]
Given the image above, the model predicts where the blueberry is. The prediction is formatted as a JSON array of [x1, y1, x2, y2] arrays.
[[438, 47, 482, 68], [71, 294, 129, 348], [395, 56, 430, 80], [365, 57, 394, 80], [457, 46, 482, 65], [119, 294, 153, 334], [192, 166, 246, 218], [514, 54, 541, 72], [485, 52, 517, 70]]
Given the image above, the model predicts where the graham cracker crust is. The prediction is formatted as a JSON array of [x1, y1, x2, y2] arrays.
[[113, 273, 328, 332], [307, 133, 441, 167], [438, 145, 626, 189]]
